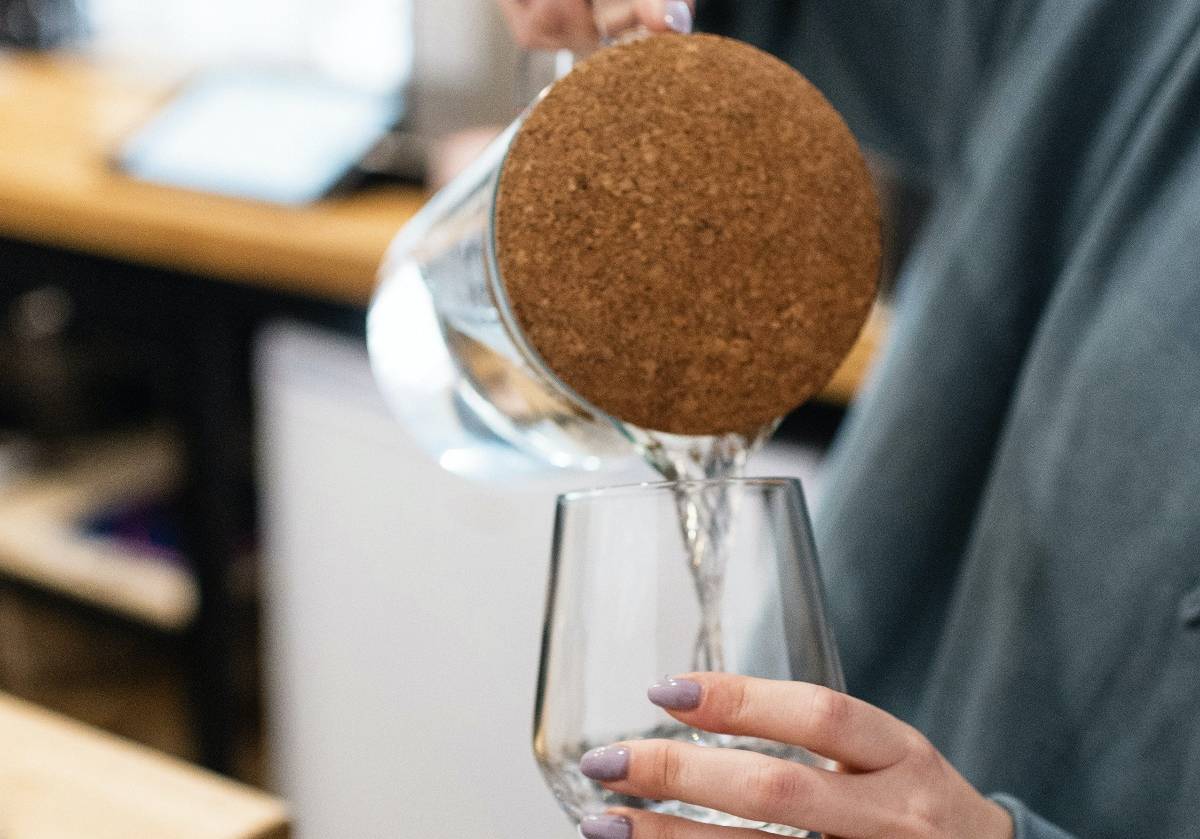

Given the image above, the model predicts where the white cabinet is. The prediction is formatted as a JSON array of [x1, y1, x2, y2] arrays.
[[254, 321, 821, 839]]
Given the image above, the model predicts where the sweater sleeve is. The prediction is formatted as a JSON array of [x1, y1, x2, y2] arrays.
[[991, 795, 1078, 839]]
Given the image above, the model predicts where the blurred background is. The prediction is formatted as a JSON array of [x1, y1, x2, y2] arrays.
[[0, 2, 912, 837]]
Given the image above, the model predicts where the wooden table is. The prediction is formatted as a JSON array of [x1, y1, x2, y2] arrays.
[[0, 692, 288, 839], [0, 51, 425, 304]]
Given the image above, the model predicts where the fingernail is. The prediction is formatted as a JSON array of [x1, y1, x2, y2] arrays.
[[580, 746, 630, 781], [663, 1, 693, 34], [580, 814, 632, 839], [648, 677, 703, 710]]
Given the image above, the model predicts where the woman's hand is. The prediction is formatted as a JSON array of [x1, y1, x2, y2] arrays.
[[578, 673, 1014, 839], [495, 0, 694, 52]]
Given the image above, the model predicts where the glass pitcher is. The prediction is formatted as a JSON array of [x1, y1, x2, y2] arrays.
[[367, 1, 771, 482], [367, 112, 637, 480]]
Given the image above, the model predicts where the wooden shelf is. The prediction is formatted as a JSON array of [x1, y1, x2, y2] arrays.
[[0, 429, 197, 631], [0, 692, 288, 839]]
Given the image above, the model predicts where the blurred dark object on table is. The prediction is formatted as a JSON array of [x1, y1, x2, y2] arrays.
[[0, 286, 154, 450], [0, 0, 84, 49]]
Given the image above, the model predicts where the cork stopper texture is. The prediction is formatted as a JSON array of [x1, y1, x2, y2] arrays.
[[495, 34, 881, 435]]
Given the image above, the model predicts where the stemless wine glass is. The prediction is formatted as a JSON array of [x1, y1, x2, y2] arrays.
[[534, 478, 844, 837]]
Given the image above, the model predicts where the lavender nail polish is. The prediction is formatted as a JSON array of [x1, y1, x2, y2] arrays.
[[580, 814, 632, 839], [648, 677, 703, 710], [663, 1, 693, 34], [580, 746, 630, 782]]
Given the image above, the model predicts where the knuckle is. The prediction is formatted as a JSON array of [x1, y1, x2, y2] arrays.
[[656, 815, 690, 839], [529, 8, 563, 39], [905, 729, 943, 771], [655, 742, 687, 794], [897, 790, 942, 838], [806, 687, 852, 737], [721, 678, 754, 730], [893, 736, 952, 837], [747, 763, 807, 816]]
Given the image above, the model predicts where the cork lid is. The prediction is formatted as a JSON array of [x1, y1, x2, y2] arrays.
[[495, 33, 880, 436]]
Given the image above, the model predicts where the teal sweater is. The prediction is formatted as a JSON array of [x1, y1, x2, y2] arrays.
[[700, 2, 1200, 836]]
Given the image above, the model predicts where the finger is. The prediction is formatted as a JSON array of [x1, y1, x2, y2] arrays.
[[495, 0, 537, 47], [634, 0, 694, 34], [560, 0, 602, 51], [582, 807, 772, 838], [522, 0, 577, 50], [582, 739, 882, 838], [591, 0, 638, 40], [499, 0, 596, 50], [649, 674, 917, 771]]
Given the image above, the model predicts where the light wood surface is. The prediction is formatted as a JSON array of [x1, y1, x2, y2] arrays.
[[0, 692, 288, 839], [820, 303, 889, 406], [0, 51, 424, 305]]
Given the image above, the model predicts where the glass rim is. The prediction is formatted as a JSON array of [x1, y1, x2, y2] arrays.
[[558, 476, 803, 504]]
